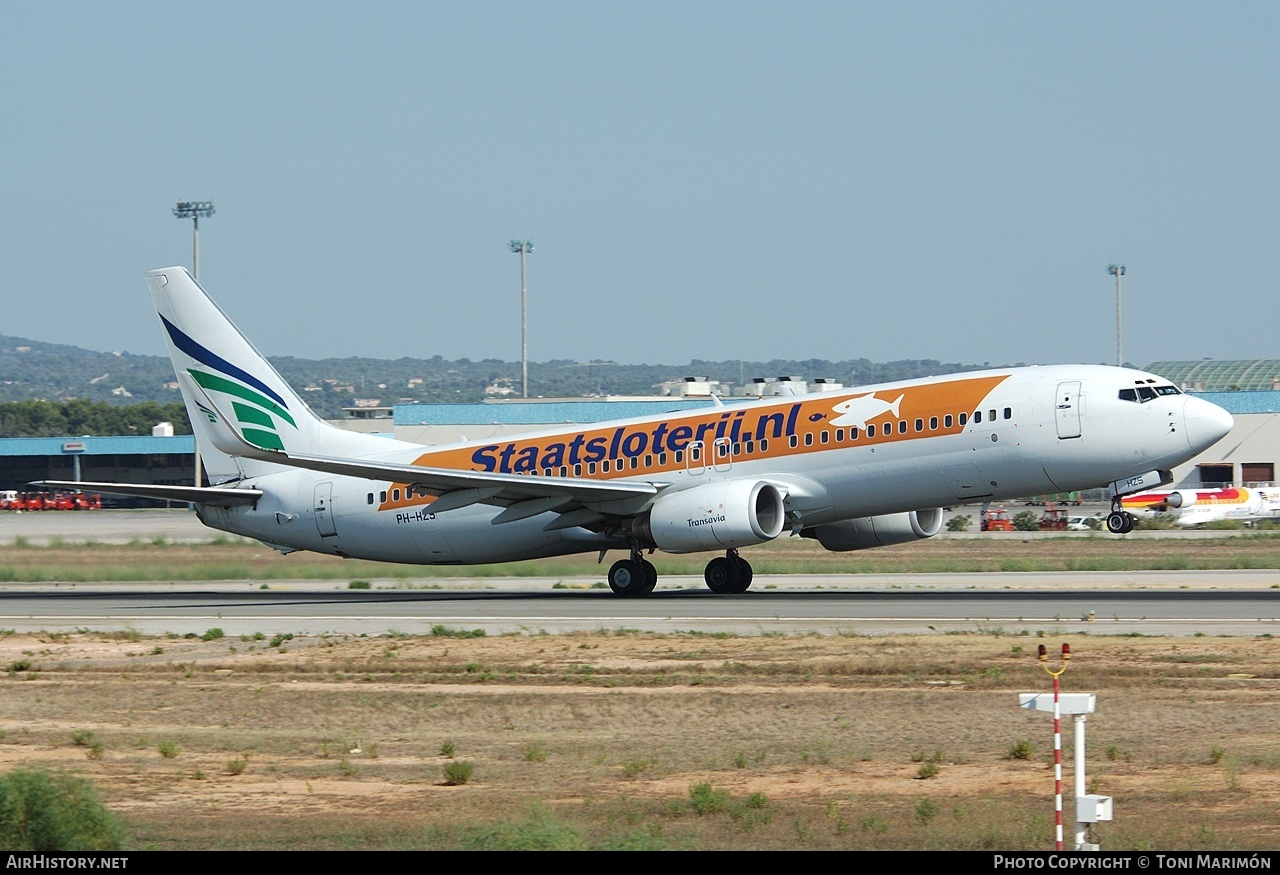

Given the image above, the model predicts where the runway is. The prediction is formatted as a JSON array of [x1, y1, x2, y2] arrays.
[[1, 572, 1275, 637], [2, 510, 1276, 637]]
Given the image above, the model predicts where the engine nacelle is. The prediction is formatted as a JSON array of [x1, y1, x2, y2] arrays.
[[1164, 491, 1195, 509], [801, 508, 944, 552], [634, 480, 786, 553]]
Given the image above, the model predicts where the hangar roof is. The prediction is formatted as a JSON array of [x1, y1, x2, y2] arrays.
[[1145, 360, 1280, 392]]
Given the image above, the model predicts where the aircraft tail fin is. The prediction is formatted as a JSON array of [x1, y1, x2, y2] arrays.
[[146, 267, 395, 481]]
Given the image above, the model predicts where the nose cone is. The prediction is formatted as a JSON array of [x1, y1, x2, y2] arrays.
[[1183, 396, 1234, 454]]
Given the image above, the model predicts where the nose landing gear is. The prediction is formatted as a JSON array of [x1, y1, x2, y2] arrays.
[[1106, 500, 1136, 534]]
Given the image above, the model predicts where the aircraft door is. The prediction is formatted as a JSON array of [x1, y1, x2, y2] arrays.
[[313, 481, 338, 538], [1055, 381, 1082, 439]]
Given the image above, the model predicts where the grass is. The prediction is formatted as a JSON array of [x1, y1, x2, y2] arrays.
[[0, 629, 1275, 850], [2, 532, 1280, 582]]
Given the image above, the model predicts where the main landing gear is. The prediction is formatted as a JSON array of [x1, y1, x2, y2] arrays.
[[1106, 499, 1136, 534], [607, 551, 658, 597], [704, 549, 753, 595], [605, 549, 756, 597]]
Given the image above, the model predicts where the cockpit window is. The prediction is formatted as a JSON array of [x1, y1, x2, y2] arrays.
[[1120, 384, 1181, 403]]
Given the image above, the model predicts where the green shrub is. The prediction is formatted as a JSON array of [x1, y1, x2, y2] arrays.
[[1007, 740, 1035, 760], [225, 757, 247, 775], [348, 580, 371, 589], [1013, 511, 1041, 532], [689, 782, 730, 815], [439, 740, 456, 758], [460, 811, 585, 850], [0, 769, 127, 850], [200, 627, 224, 641], [157, 741, 180, 759], [946, 515, 972, 532], [443, 760, 474, 785]]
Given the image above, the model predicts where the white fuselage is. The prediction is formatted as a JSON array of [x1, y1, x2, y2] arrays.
[[192, 364, 1231, 565]]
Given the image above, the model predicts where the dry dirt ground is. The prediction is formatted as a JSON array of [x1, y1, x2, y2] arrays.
[[0, 629, 1277, 850]]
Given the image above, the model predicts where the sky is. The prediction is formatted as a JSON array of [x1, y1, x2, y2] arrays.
[[2, 2, 1276, 371]]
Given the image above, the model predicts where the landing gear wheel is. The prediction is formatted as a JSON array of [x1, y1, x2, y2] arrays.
[[639, 558, 658, 595], [727, 555, 753, 594], [608, 558, 650, 597], [704, 556, 745, 594], [1106, 511, 1134, 534]]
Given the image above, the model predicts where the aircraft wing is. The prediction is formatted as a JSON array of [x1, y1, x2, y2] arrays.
[[253, 450, 660, 509], [31, 480, 263, 507]]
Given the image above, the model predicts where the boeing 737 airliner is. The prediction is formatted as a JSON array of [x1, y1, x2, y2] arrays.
[[40, 267, 1235, 596]]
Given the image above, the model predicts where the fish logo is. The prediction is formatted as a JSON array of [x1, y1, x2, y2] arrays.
[[829, 393, 904, 429]]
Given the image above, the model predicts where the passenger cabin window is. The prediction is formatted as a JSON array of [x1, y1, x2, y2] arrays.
[[944, 415, 953, 428], [898, 420, 907, 434], [1004, 407, 1012, 419], [973, 410, 982, 424]]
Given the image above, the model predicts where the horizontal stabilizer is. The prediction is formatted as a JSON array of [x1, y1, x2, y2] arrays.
[[31, 481, 262, 507]]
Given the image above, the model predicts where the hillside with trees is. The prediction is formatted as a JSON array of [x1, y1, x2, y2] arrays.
[[1, 333, 1010, 425]]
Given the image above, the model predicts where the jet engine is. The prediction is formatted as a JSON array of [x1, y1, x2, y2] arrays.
[[634, 480, 786, 553], [800, 508, 944, 551], [1164, 491, 1195, 509]]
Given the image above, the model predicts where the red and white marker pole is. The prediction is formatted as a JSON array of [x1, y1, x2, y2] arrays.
[[1039, 643, 1071, 851]]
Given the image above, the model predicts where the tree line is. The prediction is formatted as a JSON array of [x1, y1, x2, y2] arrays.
[[0, 399, 191, 438]]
